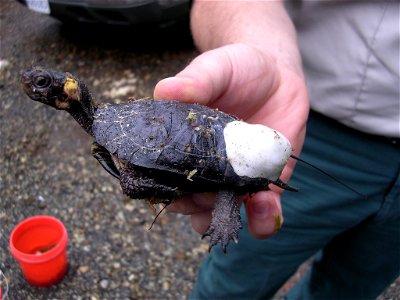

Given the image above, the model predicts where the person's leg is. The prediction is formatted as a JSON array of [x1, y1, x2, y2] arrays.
[[190, 111, 399, 299], [286, 168, 400, 300]]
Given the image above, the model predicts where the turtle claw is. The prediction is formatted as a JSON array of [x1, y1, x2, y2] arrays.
[[204, 216, 242, 253], [201, 232, 210, 240], [202, 190, 242, 253]]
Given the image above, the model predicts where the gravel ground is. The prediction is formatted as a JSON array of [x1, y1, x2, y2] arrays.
[[0, 1, 399, 299]]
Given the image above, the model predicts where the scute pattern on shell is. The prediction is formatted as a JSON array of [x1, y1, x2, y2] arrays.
[[93, 100, 243, 186]]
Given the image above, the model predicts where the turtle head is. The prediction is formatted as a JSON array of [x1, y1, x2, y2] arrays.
[[20, 66, 96, 135], [20, 66, 83, 111]]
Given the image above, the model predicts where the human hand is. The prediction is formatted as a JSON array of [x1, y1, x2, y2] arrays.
[[154, 43, 309, 239]]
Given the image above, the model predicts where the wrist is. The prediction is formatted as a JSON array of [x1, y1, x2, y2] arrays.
[[190, 0, 304, 76]]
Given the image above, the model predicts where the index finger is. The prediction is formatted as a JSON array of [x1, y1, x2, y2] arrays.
[[167, 192, 216, 215]]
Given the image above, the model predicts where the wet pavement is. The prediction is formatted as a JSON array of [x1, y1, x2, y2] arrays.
[[0, 1, 399, 299]]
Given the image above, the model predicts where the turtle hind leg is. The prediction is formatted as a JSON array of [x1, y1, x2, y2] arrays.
[[202, 190, 242, 253], [119, 166, 181, 200], [91, 142, 120, 179]]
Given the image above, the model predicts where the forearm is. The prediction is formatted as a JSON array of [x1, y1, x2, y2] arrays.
[[190, 0, 303, 75]]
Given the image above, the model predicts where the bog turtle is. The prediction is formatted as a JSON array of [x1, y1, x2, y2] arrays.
[[20, 66, 296, 252]]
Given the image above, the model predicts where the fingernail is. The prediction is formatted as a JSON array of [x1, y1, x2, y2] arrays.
[[273, 214, 282, 233]]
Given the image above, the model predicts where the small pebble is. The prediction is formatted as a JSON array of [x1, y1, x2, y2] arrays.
[[162, 281, 170, 291], [128, 274, 136, 282], [124, 203, 135, 212], [0, 59, 10, 71], [78, 265, 89, 273], [99, 279, 109, 289], [83, 245, 91, 252], [112, 262, 121, 269], [36, 195, 47, 209]]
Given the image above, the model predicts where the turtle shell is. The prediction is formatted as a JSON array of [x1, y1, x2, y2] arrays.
[[92, 100, 268, 192]]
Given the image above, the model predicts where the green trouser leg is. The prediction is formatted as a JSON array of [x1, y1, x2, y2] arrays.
[[190, 111, 400, 299]]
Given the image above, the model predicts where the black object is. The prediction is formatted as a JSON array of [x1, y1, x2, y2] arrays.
[[16, 0, 191, 26]]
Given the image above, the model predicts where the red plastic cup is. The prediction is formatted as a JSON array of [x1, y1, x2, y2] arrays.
[[9, 215, 68, 287]]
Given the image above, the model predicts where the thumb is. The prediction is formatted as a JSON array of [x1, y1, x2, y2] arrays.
[[244, 190, 283, 239], [153, 48, 233, 105]]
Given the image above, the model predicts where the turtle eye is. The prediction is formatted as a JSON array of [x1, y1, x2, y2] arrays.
[[33, 74, 51, 89]]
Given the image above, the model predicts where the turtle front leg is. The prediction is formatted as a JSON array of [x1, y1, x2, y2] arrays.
[[202, 190, 242, 253], [91, 142, 120, 179]]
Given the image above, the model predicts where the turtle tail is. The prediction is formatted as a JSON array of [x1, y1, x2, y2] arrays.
[[271, 179, 298, 192]]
